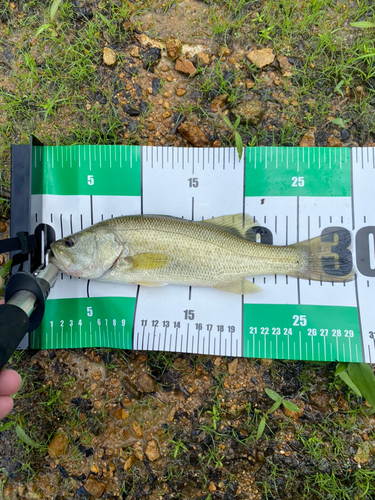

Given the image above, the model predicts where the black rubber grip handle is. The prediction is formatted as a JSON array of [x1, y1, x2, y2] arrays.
[[0, 304, 29, 370]]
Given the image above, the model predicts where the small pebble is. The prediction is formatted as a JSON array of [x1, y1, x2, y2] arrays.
[[340, 129, 350, 142], [94, 400, 103, 410], [103, 47, 117, 66]]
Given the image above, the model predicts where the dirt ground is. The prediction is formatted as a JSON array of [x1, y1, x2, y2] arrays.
[[1, 0, 375, 498]]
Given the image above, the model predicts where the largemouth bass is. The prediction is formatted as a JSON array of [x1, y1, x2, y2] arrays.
[[50, 214, 354, 294]]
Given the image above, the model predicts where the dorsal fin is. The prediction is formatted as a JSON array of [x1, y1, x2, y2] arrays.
[[201, 214, 259, 240]]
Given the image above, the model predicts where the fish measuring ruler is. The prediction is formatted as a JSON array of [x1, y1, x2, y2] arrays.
[[27, 144, 375, 362]]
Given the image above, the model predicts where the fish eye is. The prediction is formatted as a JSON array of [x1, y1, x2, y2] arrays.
[[65, 237, 75, 248]]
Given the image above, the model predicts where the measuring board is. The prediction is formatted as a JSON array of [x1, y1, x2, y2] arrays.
[[14, 143, 375, 362]]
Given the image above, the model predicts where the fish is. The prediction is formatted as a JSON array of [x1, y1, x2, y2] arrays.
[[49, 214, 354, 294]]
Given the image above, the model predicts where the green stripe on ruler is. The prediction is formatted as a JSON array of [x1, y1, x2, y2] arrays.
[[245, 147, 351, 197], [31, 145, 141, 196], [30, 297, 135, 349], [243, 304, 362, 362]]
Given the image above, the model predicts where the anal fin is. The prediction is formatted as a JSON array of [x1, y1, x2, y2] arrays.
[[136, 282, 169, 287], [214, 279, 262, 295]]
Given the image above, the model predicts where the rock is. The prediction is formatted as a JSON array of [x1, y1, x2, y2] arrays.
[[84, 477, 107, 498], [167, 406, 176, 422], [277, 55, 293, 76], [152, 78, 161, 95], [354, 442, 371, 465], [231, 100, 264, 126], [124, 456, 135, 470], [132, 441, 143, 460], [136, 33, 163, 49], [139, 101, 148, 114], [93, 400, 103, 410], [210, 94, 228, 112], [166, 38, 182, 60], [0, 222, 7, 232], [113, 407, 129, 420], [123, 105, 140, 117], [217, 46, 230, 57], [208, 482, 216, 493], [228, 358, 238, 375], [246, 48, 274, 68], [355, 85, 366, 101], [327, 136, 343, 147], [245, 80, 255, 89], [3, 484, 13, 498], [162, 110, 171, 118], [130, 46, 139, 58], [0, 254, 4, 266], [260, 358, 272, 367], [340, 129, 350, 142], [175, 56, 196, 76], [175, 87, 186, 96], [299, 129, 315, 147], [138, 373, 155, 393], [309, 391, 331, 413], [178, 123, 212, 147], [197, 52, 210, 67], [143, 47, 161, 71], [91, 370, 101, 381], [91, 464, 99, 474], [103, 47, 116, 66], [128, 121, 139, 132], [48, 432, 68, 458], [145, 439, 161, 461], [131, 421, 143, 438]]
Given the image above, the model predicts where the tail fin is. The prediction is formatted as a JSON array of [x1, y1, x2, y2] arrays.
[[290, 228, 354, 282]]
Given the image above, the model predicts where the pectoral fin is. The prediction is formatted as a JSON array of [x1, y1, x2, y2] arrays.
[[202, 214, 259, 240], [128, 253, 169, 270], [214, 279, 262, 295]]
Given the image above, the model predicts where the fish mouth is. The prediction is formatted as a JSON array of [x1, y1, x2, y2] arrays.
[[49, 242, 71, 271]]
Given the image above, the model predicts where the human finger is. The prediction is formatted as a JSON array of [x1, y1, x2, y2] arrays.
[[0, 396, 14, 420], [0, 370, 22, 396]]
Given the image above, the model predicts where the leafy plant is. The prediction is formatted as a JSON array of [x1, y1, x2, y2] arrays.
[[220, 114, 243, 161], [331, 117, 349, 128], [335, 362, 375, 410], [15, 425, 41, 448], [350, 21, 375, 29], [35, 0, 64, 37], [170, 438, 188, 458], [257, 388, 301, 440]]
